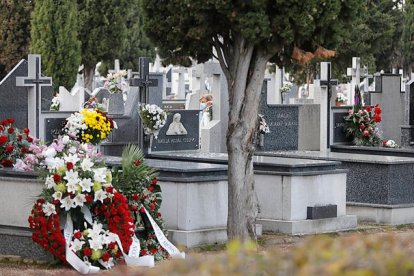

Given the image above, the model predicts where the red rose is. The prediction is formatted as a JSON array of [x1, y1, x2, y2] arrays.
[[108, 242, 116, 250], [66, 162, 74, 170], [4, 144, 14, 153], [74, 231, 82, 239], [140, 249, 147, 256], [148, 185, 155, 192], [7, 127, 14, 134], [0, 135, 7, 145], [21, 147, 28, 154], [365, 106, 371, 112], [102, 252, 111, 262], [151, 178, 157, 185], [53, 174, 61, 183], [134, 159, 141, 166], [150, 203, 156, 211], [374, 107, 382, 115], [373, 114, 381, 123], [150, 248, 157, 254], [7, 118, 14, 124], [85, 194, 92, 202], [131, 205, 138, 212], [1, 120, 8, 126], [106, 186, 114, 193], [23, 128, 30, 134], [157, 213, 162, 218], [27, 136, 33, 143], [17, 135, 22, 141], [83, 247, 92, 257]]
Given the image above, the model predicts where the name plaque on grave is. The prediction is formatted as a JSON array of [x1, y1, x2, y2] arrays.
[[44, 118, 67, 143], [151, 110, 200, 152], [332, 107, 353, 144]]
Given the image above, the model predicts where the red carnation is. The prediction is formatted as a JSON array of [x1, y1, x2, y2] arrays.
[[0, 126, 3, 132], [150, 248, 157, 255], [1, 159, 13, 167], [23, 128, 30, 134], [134, 159, 141, 166], [102, 252, 111, 262], [374, 107, 382, 115], [365, 106, 371, 112], [106, 186, 114, 193], [0, 135, 7, 145], [140, 207, 145, 213], [140, 249, 147, 256], [1, 120, 8, 126], [151, 178, 157, 185], [359, 124, 365, 130], [7, 127, 14, 134], [157, 213, 162, 218], [66, 162, 74, 170], [150, 203, 156, 211], [4, 144, 14, 153], [27, 136, 33, 143], [74, 231, 82, 239], [148, 185, 155, 192], [17, 135, 22, 141], [108, 242, 116, 250], [21, 147, 28, 154], [132, 194, 139, 201], [83, 247, 92, 257], [7, 118, 14, 124], [131, 205, 138, 212], [373, 114, 381, 123], [53, 174, 61, 183]]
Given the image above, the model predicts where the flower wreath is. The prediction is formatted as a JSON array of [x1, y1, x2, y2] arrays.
[[28, 137, 137, 270]]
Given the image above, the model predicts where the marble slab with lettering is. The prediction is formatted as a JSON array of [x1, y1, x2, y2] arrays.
[[151, 110, 200, 152]]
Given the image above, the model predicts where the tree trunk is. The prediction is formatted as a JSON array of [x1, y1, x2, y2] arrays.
[[225, 40, 269, 241], [84, 65, 95, 93]]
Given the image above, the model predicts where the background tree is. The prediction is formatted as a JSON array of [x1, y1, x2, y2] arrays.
[[30, 0, 81, 90], [99, 0, 155, 75], [402, 0, 414, 75], [77, 0, 129, 90], [0, 0, 34, 79], [142, 0, 363, 240]]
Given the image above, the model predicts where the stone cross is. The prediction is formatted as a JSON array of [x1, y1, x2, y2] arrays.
[[347, 57, 361, 105], [129, 57, 159, 153], [320, 62, 338, 149], [16, 54, 52, 138], [108, 59, 121, 74], [173, 67, 186, 99]]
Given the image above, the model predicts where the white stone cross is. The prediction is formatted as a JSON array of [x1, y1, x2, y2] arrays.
[[346, 57, 361, 105], [108, 59, 121, 74], [16, 54, 52, 138]]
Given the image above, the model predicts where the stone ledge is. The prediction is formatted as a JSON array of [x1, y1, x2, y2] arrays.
[[168, 227, 227, 248], [258, 215, 357, 235], [347, 204, 414, 225]]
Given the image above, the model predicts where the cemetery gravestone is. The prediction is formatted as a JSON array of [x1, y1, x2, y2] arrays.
[[401, 79, 414, 147], [151, 110, 200, 152], [331, 107, 353, 145]]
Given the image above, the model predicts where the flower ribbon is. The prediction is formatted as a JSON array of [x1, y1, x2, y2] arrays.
[[143, 207, 185, 259]]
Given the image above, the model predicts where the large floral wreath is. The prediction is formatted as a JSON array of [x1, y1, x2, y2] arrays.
[[28, 137, 136, 270]]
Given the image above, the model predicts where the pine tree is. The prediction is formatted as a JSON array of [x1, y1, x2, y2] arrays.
[[0, 0, 34, 79], [402, 0, 414, 74], [30, 0, 81, 90]]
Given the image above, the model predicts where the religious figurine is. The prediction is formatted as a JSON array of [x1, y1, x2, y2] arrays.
[[166, 113, 187, 135]]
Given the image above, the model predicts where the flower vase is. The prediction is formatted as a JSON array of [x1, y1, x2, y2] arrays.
[[335, 101, 344, 107], [108, 93, 124, 115]]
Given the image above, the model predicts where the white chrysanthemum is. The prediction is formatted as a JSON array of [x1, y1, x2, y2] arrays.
[[61, 196, 75, 211], [80, 178, 93, 192], [94, 189, 107, 203], [81, 158, 94, 172], [42, 202, 56, 216]]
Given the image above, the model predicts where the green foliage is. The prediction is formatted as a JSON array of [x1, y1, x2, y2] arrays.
[[30, 0, 81, 90], [98, 0, 155, 75], [0, 0, 34, 79], [111, 144, 168, 261], [401, 0, 414, 73]]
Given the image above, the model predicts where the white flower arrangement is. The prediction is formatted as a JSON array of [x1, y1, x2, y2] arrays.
[[50, 95, 61, 111], [104, 70, 128, 94], [258, 114, 270, 134], [138, 104, 167, 139], [280, 82, 292, 93], [336, 92, 348, 103]]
